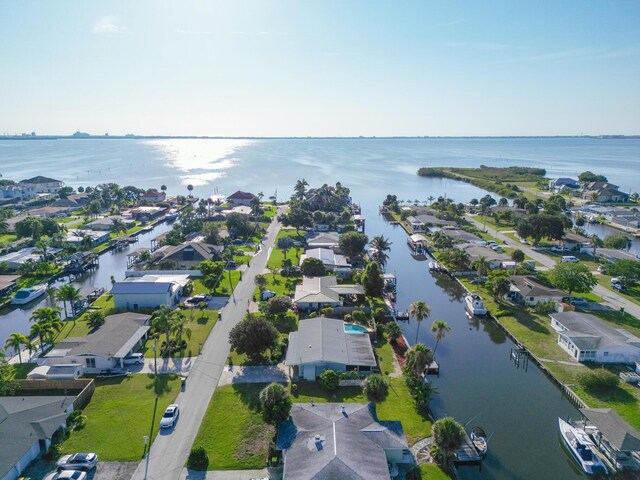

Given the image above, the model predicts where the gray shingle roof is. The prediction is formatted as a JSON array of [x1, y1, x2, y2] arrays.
[[580, 408, 640, 451], [551, 312, 640, 351], [277, 403, 407, 480], [509, 275, 566, 298], [286, 318, 376, 368]]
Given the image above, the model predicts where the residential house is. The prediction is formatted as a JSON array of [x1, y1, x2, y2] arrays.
[[550, 311, 640, 364], [415, 212, 457, 227], [44, 312, 151, 372], [307, 232, 340, 251], [19, 176, 64, 193], [277, 403, 413, 480], [562, 232, 592, 252], [436, 227, 483, 243], [27, 364, 84, 380], [65, 229, 110, 247], [226, 190, 256, 207], [222, 205, 253, 216], [286, 317, 377, 380], [51, 193, 90, 210], [0, 275, 20, 297], [300, 248, 351, 275], [129, 206, 166, 221], [549, 177, 580, 192], [579, 408, 640, 470], [140, 190, 166, 203], [458, 243, 511, 269], [0, 395, 75, 480], [27, 206, 71, 217], [406, 216, 426, 233], [111, 273, 191, 310], [581, 182, 629, 203], [508, 275, 566, 306], [84, 215, 135, 231], [0, 247, 62, 270], [0, 184, 36, 201], [153, 241, 222, 269], [293, 276, 364, 311]]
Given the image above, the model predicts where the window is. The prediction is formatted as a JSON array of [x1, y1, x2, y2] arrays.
[[86, 358, 96, 368], [603, 352, 609, 357]]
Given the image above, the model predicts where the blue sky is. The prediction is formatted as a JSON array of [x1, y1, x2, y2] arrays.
[[1, 1, 639, 136]]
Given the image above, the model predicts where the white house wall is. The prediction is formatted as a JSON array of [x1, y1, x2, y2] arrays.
[[114, 292, 173, 310]]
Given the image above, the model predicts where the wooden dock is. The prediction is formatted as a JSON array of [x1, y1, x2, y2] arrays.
[[454, 431, 482, 466]]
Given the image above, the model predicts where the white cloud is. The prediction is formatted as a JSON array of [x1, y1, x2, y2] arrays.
[[176, 29, 212, 35], [93, 16, 128, 35]]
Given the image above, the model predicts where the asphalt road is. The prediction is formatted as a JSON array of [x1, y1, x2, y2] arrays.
[[466, 215, 640, 319], [130, 209, 285, 480]]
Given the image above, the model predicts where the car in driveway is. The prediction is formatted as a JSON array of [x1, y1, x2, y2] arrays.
[[185, 294, 211, 305], [613, 283, 626, 292], [160, 404, 180, 429], [56, 453, 98, 471], [551, 246, 566, 252], [567, 297, 589, 307], [44, 470, 87, 480], [123, 353, 144, 365], [260, 289, 276, 301]]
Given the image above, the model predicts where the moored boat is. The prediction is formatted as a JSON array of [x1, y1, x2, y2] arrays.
[[11, 285, 47, 305], [470, 427, 488, 457], [558, 418, 608, 475], [465, 294, 487, 315]]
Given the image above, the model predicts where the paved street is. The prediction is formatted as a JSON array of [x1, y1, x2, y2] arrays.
[[130, 208, 285, 480], [466, 215, 640, 319]]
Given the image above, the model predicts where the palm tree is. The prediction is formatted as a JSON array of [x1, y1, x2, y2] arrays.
[[362, 374, 389, 404], [409, 301, 431, 344], [56, 283, 81, 318], [404, 343, 433, 377], [170, 313, 192, 353], [294, 179, 308, 201], [187, 184, 194, 198], [35, 239, 50, 261], [160, 184, 167, 195], [385, 322, 402, 344], [30, 323, 48, 350], [431, 320, 450, 358], [433, 417, 465, 469], [5, 333, 28, 363], [111, 218, 128, 236], [591, 234, 603, 257], [152, 305, 173, 355], [427, 195, 435, 206], [30, 306, 61, 324], [369, 235, 393, 268], [471, 256, 488, 278]]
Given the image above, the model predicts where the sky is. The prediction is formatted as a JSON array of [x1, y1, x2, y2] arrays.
[[1, 1, 639, 137]]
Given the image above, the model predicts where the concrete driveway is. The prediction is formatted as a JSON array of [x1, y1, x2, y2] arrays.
[[217, 365, 289, 386], [127, 356, 198, 375]]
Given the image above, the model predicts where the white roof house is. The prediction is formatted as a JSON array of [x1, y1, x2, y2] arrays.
[[111, 274, 190, 310], [293, 276, 364, 311], [300, 248, 351, 274], [0, 247, 62, 270], [65, 229, 111, 247], [307, 232, 340, 250], [550, 312, 640, 364]]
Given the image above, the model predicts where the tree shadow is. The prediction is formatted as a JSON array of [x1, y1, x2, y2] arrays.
[[231, 383, 268, 412], [145, 373, 178, 396]]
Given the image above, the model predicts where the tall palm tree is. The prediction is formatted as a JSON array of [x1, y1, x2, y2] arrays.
[[404, 343, 433, 377], [35, 239, 50, 261], [431, 320, 451, 358], [294, 179, 308, 201], [591, 234, 603, 257], [433, 417, 465, 469], [30, 306, 61, 324], [385, 322, 403, 344], [170, 313, 192, 353], [56, 284, 81, 318], [369, 235, 393, 268], [471, 256, 488, 278], [5, 333, 28, 363], [30, 323, 48, 350], [409, 301, 431, 345], [187, 184, 194, 198], [160, 184, 167, 194], [111, 218, 128, 236], [427, 195, 435, 206], [152, 305, 173, 355]]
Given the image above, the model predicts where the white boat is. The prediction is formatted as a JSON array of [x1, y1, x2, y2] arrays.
[[11, 285, 47, 305], [470, 427, 488, 457], [465, 294, 487, 315], [428, 261, 443, 272], [558, 418, 608, 475]]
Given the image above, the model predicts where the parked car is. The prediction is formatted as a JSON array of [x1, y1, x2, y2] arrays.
[[160, 404, 180, 429], [491, 245, 503, 252], [44, 470, 87, 480], [56, 453, 98, 471], [260, 289, 276, 301], [185, 294, 211, 305], [613, 283, 626, 292], [561, 256, 579, 263], [123, 353, 144, 365], [568, 297, 589, 306], [551, 246, 566, 252], [611, 277, 623, 285]]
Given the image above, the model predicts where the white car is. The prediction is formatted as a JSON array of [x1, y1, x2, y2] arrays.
[[44, 471, 87, 480], [123, 353, 144, 365], [160, 404, 180, 428], [56, 453, 98, 471], [551, 246, 566, 252], [561, 256, 579, 263]]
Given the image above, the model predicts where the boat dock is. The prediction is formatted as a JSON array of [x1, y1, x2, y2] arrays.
[[454, 431, 483, 467], [424, 360, 439, 377]]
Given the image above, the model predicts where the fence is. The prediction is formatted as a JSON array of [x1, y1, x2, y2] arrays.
[[339, 379, 364, 387], [14, 378, 95, 410]]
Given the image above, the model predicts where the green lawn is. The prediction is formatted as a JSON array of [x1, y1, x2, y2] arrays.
[[0, 233, 17, 243], [193, 271, 241, 297], [192, 383, 274, 470], [55, 295, 116, 341], [141, 309, 217, 358], [62, 374, 181, 461], [408, 464, 453, 480], [266, 230, 305, 270], [254, 273, 299, 299]]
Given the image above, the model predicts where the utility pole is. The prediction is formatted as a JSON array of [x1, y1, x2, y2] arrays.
[[144, 339, 159, 480]]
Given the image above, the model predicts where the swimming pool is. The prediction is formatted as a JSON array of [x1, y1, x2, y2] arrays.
[[344, 323, 369, 334]]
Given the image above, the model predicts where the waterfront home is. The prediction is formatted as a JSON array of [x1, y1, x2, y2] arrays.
[[293, 276, 364, 311], [550, 311, 640, 364], [300, 248, 351, 275], [549, 177, 580, 192], [277, 402, 412, 479], [0, 247, 63, 270], [222, 205, 253, 216], [44, 312, 150, 373], [226, 190, 256, 207], [458, 243, 511, 269], [129, 206, 166, 221], [581, 182, 629, 203], [406, 216, 426, 233], [0, 183, 36, 201], [27, 206, 71, 218], [579, 408, 640, 470], [0, 395, 76, 480], [415, 212, 457, 227], [51, 193, 90, 209], [508, 275, 566, 306], [85, 215, 135, 231], [307, 232, 340, 251], [153, 241, 222, 268], [0, 274, 21, 297], [18, 175, 64, 193], [141, 190, 166, 203], [286, 317, 376, 381], [562, 232, 592, 251], [111, 273, 191, 310], [65, 229, 111, 247], [435, 227, 484, 243]]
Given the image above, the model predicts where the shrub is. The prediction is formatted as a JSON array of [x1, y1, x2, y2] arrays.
[[44, 443, 63, 460], [187, 446, 209, 471], [577, 369, 619, 392], [74, 414, 88, 430], [534, 300, 556, 315], [362, 374, 389, 404], [319, 369, 340, 391], [260, 382, 292, 425]]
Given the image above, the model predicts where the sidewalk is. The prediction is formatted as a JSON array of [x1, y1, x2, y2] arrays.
[[217, 364, 289, 386], [180, 468, 269, 480]]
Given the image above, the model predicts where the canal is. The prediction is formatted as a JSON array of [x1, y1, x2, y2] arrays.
[[0, 222, 173, 351], [365, 205, 586, 480], [580, 221, 640, 255]]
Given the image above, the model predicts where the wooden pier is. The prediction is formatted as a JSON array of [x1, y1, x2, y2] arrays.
[[424, 360, 440, 377], [454, 431, 482, 467], [510, 345, 529, 370]]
